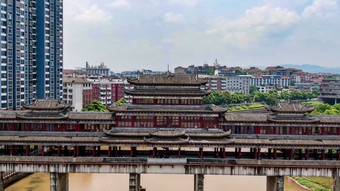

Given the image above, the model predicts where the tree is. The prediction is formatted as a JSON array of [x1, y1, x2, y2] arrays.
[[249, 85, 257, 95], [280, 90, 290, 101], [266, 94, 278, 106], [221, 91, 231, 103], [203, 90, 226, 105], [230, 92, 245, 104], [115, 98, 127, 105], [244, 93, 254, 102], [82, 100, 109, 112], [312, 88, 320, 98]]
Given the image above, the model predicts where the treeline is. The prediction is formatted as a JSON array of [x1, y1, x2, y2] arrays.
[[311, 104, 340, 115], [203, 86, 320, 106]]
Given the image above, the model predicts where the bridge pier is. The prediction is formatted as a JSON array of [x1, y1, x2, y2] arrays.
[[0, 173, 4, 191], [194, 174, 204, 191], [334, 177, 340, 191], [129, 173, 141, 191], [266, 176, 284, 191], [50, 172, 69, 191]]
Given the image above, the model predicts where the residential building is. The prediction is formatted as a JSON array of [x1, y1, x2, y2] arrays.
[[320, 78, 340, 104], [0, 0, 63, 109], [198, 75, 226, 91], [63, 69, 104, 80], [92, 78, 126, 106], [251, 75, 291, 88], [85, 62, 110, 76], [225, 75, 252, 94], [63, 77, 93, 111]]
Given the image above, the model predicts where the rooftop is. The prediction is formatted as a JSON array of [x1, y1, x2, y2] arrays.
[[23, 99, 71, 111], [127, 74, 208, 86]]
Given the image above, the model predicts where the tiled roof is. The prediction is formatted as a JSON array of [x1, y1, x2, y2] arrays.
[[127, 74, 208, 85]]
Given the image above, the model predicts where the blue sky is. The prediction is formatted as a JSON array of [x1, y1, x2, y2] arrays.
[[64, 0, 340, 72]]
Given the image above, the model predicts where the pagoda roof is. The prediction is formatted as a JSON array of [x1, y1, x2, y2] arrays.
[[108, 104, 227, 113], [127, 74, 208, 86], [16, 111, 69, 120], [23, 99, 71, 111], [124, 88, 211, 96], [268, 103, 315, 114]]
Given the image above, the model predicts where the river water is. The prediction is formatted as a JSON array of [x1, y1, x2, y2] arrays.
[[6, 173, 310, 191]]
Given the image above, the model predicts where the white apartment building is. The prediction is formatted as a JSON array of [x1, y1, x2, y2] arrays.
[[225, 75, 252, 94], [63, 77, 93, 111]]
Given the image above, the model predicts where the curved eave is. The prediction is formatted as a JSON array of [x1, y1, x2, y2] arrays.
[[16, 115, 69, 120], [267, 119, 320, 123], [124, 90, 211, 96], [110, 110, 227, 114], [269, 109, 315, 114]]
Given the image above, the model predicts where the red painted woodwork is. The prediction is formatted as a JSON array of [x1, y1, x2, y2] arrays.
[[178, 148, 181, 158], [58, 146, 61, 156], [200, 148, 203, 158], [108, 146, 112, 157], [238, 148, 241, 159], [258, 148, 261, 159], [289, 149, 293, 160], [153, 147, 156, 158], [321, 149, 325, 160], [223, 148, 226, 158], [254, 127, 260, 134], [92, 146, 96, 157], [273, 149, 277, 160], [306, 149, 309, 160], [26, 146, 30, 156]]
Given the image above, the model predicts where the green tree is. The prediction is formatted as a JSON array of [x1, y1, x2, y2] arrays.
[[249, 85, 257, 95], [266, 94, 278, 106], [312, 88, 320, 98], [203, 90, 226, 105], [82, 100, 109, 112], [324, 109, 339, 115], [115, 98, 127, 105], [230, 92, 245, 103], [280, 90, 290, 101], [244, 93, 254, 102], [221, 91, 232, 103]]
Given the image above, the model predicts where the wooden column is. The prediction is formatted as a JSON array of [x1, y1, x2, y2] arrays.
[[108, 146, 112, 157], [305, 149, 310, 160], [273, 149, 277, 160], [41, 146, 45, 156], [153, 147, 156, 158], [223, 148, 226, 158], [92, 146, 96, 157], [258, 148, 261, 159], [178, 147, 181, 158], [58, 146, 61, 156], [321, 149, 325, 160], [199, 148, 203, 158], [254, 148, 258, 159], [289, 149, 293, 160], [77, 146, 80, 157], [268, 148, 272, 159], [26, 145, 30, 156], [238, 148, 241, 159], [73, 146, 77, 157]]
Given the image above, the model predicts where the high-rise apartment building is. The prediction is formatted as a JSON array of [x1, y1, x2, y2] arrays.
[[0, 0, 63, 109]]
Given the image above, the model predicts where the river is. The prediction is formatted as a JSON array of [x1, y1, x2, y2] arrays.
[[6, 173, 309, 191]]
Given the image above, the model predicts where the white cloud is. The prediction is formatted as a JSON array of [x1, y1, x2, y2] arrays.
[[109, 0, 131, 8], [74, 4, 112, 23], [302, 0, 339, 18], [164, 12, 183, 23], [168, 0, 200, 6], [206, 6, 299, 49]]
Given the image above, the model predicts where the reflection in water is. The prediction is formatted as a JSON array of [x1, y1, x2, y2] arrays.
[[6, 173, 309, 191]]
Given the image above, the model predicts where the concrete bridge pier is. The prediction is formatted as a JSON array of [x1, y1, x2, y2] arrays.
[[0, 173, 4, 191], [334, 177, 340, 191], [50, 172, 69, 191], [194, 174, 204, 191], [267, 176, 284, 191], [129, 173, 141, 191]]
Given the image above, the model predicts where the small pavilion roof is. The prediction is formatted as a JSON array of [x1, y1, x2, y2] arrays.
[[124, 89, 211, 96], [16, 111, 69, 120], [127, 74, 208, 86], [23, 99, 71, 111], [268, 103, 315, 114], [108, 104, 227, 113]]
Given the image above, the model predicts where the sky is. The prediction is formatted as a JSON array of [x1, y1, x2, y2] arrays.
[[63, 0, 340, 72]]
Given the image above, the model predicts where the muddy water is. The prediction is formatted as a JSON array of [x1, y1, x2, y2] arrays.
[[6, 173, 309, 191]]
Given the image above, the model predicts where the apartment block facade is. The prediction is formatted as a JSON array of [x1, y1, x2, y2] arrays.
[[0, 0, 63, 109], [225, 75, 252, 94]]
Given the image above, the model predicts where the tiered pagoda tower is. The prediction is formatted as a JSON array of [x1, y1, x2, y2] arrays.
[[108, 73, 228, 129]]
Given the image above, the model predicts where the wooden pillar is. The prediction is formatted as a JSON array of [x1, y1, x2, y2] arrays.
[[97, 146, 101, 156], [75, 124, 80, 132], [222, 148, 226, 158], [92, 146, 96, 157], [234, 148, 238, 158], [200, 148, 203, 158], [268, 148, 272, 159], [254, 148, 258, 159], [153, 147, 156, 158], [42, 146, 45, 156], [289, 149, 293, 160], [108, 146, 112, 157], [337, 150, 340, 160], [305, 149, 310, 160], [28, 123, 31, 131], [26, 145, 30, 156], [43, 124, 47, 131], [77, 146, 80, 157], [238, 148, 241, 159], [58, 146, 61, 156], [64, 146, 68, 156], [12, 123, 15, 131], [131, 147, 136, 157], [273, 149, 277, 160], [258, 148, 261, 159], [200, 117, 204, 128], [321, 149, 325, 160], [178, 147, 181, 158]]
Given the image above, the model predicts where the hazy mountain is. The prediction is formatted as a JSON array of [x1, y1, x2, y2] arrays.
[[282, 64, 340, 74]]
